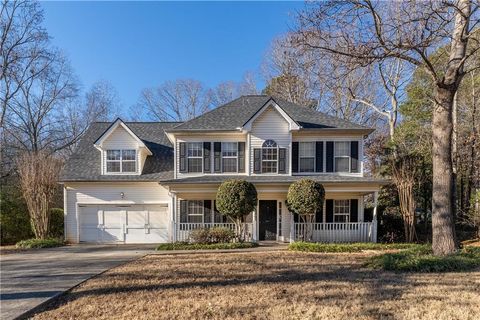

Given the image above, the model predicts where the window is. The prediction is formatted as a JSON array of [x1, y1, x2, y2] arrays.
[[222, 142, 237, 173], [262, 140, 278, 173], [334, 199, 350, 222], [187, 142, 203, 173], [334, 141, 350, 172], [106, 150, 136, 173], [299, 142, 315, 172], [187, 200, 204, 223]]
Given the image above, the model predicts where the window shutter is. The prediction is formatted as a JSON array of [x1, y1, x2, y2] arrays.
[[315, 141, 324, 172], [326, 141, 334, 172], [350, 199, 358, 222], [179, 142, 187, 173], [203, 142, 211, 173], [292, 142, 299, 173], [326, 199, 334, 223], [238, 142, 245, 173], [350, 141, 359, 173], [278, 148, 287, 173], [315, 205, 323, 223], [180, 200, 188, 223], [253, 148, 261, 173], [204, 200, 212, 223], [214, 142, 221, 173]]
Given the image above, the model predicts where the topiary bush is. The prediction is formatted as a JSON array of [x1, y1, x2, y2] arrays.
[[216, 179, 257, 241]]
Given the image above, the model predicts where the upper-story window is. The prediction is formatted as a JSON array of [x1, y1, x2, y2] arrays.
[[187, 142, 203, 173], [335, 141, 350, 172], [262, 140, 278, 173], [222, 142, 238, 173], [106, 150, 136, 173], [299, 142, 315, 172]]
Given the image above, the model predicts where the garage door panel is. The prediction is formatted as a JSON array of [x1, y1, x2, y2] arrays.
[[148, 207, 168, 228], [103, 209, 123, 227], [127, 210, 146, 227]]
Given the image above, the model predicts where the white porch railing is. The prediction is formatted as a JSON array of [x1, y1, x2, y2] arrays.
[[176, 223, 254, 242], [293, 222, 377, 243]]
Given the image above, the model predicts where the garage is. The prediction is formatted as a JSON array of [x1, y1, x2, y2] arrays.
[[78, 204, 169, 243]]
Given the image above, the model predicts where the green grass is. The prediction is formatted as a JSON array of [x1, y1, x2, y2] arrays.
[[367, 246, 480, 272], [16, 238, 65, 249], [288, 241, 422, 253], [156, 242, 259, 251]]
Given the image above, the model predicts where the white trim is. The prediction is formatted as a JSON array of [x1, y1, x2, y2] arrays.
[[242, 100, 301, 132]]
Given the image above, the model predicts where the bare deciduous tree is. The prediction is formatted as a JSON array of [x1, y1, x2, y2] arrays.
[[211, 72, 258, 107], [16, 151, 62, 239], [294, 0, 479, 255]]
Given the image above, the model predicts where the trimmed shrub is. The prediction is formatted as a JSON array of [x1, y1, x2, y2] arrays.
[[286, 179, 325, 222], [209, 227, 234, 243], [190, 228, 211, 244], [49, 208, 64, 239], [16, 238, 65, 249], [157, 242, 259, 251]]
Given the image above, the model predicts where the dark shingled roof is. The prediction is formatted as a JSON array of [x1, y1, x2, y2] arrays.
[[169, 95, 373, 132], [160, 175, 388, 185], [60, 122, 180, 182]]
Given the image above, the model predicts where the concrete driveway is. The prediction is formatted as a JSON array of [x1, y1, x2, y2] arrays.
[[0, 244, 154, 320]]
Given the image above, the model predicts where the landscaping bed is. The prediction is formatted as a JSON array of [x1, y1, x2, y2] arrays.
[[156, 242, 259, 250], [288, 241, 421, 253], [15, 238, 65, 249], [30, 251, 480, 320]]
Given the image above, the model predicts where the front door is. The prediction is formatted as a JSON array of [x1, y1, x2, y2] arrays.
[[259, 200, 277, 241]]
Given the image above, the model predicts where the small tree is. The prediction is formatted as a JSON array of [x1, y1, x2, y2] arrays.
[[216, 179, 257, 242], [286, 179, 325, 241], [16, 151, 63, 239]]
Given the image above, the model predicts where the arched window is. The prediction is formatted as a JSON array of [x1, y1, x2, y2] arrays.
[[262, 139, 278, 173]]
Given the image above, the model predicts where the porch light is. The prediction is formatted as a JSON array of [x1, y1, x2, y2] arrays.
[[120, 192, 125, 199]]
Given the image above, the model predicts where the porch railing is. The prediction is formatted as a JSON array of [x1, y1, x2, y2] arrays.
[[293, 222, 377, 243], [176, 223, 253, 242]]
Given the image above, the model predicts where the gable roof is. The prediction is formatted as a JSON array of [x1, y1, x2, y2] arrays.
[[167, 95, 373, 133], [60, 122, 180, 182]]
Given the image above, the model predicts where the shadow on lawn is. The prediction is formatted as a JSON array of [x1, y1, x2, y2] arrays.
[[28, 253, 480, 318]]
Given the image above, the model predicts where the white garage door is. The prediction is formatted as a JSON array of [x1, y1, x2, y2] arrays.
[[79, 204, 169, 244]]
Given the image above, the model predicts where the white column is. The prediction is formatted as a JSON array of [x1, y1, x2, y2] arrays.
[[372, 191, 379, 243], [252, 208, 257, 242], [170, 192, 177, 243], [290, 212, 295, 243]]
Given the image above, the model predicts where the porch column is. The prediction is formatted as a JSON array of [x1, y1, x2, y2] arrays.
[[290, 212, 295, 243], [252, 208, 257, 242], [372, 191, 378, 243], [170, 192, 177, 243]]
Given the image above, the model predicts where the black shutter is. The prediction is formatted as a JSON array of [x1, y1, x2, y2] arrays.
[[203, 142, 211, 173], [292, 142, 299, 173], [180, 200, 188, 223], [238, 142, 245, 173], [350, 199, 358, 222], [278, 148, 287, 173], [326, 141, 334, 172], [214, 142, 221, 173], [315, 141, 324, 172], [326, 199, 334, 223], [315, 206, 323, 223], [253, 148, 261, 173], [179, 142, 187, 173], [204, 200, 212, 223], [351, 141, 359, 173]]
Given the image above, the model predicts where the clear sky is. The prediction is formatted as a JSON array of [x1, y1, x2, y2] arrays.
[[41, 1, 304, 110]]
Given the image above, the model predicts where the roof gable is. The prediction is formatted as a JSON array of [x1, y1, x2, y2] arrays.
[[242, 98, 300, 131]]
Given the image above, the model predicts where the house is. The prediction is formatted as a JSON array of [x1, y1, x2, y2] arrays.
[[60, 95, 387, 244]]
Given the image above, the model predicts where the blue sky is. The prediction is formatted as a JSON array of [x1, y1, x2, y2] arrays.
[[42, 1, 304, 110]]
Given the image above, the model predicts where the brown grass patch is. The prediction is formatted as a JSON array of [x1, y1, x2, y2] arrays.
[[32, 251, 480, 320]]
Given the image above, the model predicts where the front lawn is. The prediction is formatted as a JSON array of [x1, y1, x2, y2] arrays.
[[31, 251, 480, 320]]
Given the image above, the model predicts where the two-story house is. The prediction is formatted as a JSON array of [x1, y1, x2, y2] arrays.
[[60, 95, 386, 244]]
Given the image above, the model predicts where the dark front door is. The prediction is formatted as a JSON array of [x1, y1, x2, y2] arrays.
[[259, 200, 277, 241]]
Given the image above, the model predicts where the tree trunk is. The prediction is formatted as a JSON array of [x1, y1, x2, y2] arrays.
[[431, 86, 457, 255]]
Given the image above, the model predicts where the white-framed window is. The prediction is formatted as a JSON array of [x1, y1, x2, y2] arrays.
[[334, 199, 350, 222], [187, 142, 203, 173], [334, 141, 350, 172], [222, 142, 238, 173], [262, 139, 278, 173], [299, 142, 315, 172], [106, 149, 136, 173], [187, 200, 204, 223]]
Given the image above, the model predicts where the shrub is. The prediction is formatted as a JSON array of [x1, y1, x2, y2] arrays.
[[216, 179, 257, 241], [286, 179, 325, 222], [209, 227, 234, 243], [366, 246, 480, 272], [157, 242, 259, 251], [49, 208, 64, 238], [16, 238, 65, 249], [289, 242, 422, 253], [190, 228, 211, 244], [0, 186, 34, 244]]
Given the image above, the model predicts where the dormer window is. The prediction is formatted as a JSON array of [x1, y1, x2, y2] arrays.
[[106, 150, 136, 173], [262, 140, 278, 173]]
